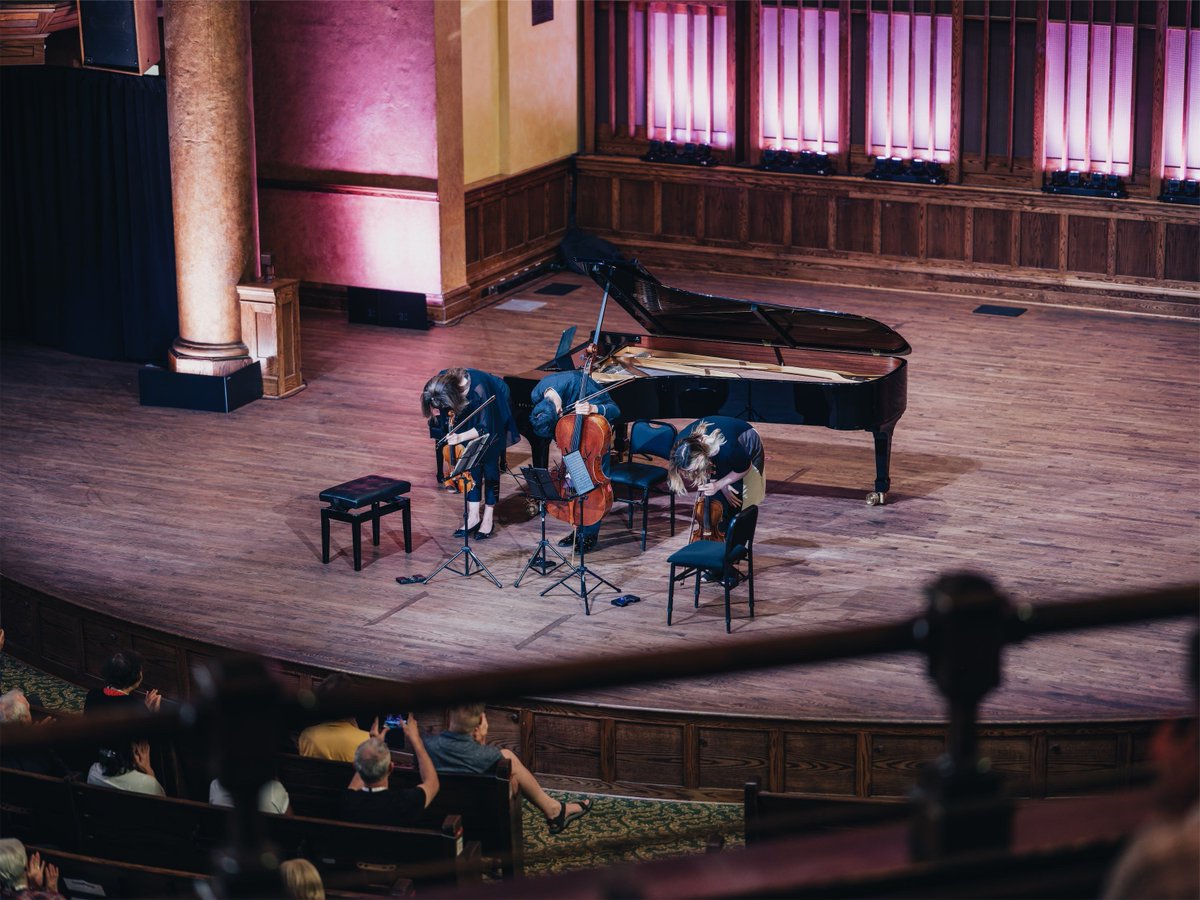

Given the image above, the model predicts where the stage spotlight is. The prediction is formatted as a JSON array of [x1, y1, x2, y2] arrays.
[[1043, 169, 1126, 198], [1159, 176, 1199, 205]]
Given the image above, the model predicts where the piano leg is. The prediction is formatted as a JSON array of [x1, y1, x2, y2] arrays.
[[870, 426, 895, 505]]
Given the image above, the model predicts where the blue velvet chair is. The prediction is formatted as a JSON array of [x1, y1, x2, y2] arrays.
[[666, 506, 758, 633], [608, 419, 677, 550]]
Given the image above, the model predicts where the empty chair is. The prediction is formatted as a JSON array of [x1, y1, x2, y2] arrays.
[[666, 506, 758, 633], [608, 420, 677, 550]]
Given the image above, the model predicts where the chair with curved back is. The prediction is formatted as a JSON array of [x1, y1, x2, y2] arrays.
[[608, 419, 677, 550], [666, 505, 758, 633]]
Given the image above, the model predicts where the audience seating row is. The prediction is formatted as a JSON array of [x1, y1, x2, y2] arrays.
[[0, 767, 480, 891], [277, 751, 525, 878], [26, 846, 414, 899]]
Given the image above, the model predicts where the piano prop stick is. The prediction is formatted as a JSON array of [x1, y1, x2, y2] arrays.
[[505, 260, 910, 506]]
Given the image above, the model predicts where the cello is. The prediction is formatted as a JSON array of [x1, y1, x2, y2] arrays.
[[546, 270, 617, 531]]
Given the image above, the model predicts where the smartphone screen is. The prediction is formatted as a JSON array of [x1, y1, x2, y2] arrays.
[[384, 713, 406, 728]]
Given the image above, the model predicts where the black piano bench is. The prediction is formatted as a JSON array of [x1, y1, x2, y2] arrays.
[[320, 475, 412, 571]]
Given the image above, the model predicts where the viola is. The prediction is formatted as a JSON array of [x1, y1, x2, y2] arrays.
[[688, 466, 726, 543]]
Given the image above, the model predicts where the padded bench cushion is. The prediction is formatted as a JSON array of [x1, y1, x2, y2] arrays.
[[320, 475, 411, 510]]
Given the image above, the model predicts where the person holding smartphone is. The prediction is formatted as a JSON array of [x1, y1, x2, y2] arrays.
[[339, 715, 438, 827]]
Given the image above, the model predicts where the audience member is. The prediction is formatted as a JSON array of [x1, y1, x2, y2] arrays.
[[0, 690, 66, 776], [86, 739, 164, 796], [82, 650, 162, 772], [298, 673, 383, 762], [279, 858, 324, 900], [338, 715, 437, 827], [83, 650, 161, 716], [424, 703, 592, 834], [1102, 632, 1199, 899], [0, 839, 62, 899], [210, 776, 291, 815]]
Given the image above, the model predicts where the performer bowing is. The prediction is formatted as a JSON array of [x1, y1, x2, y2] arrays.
[[421, 368, 520, 539], [528, 372, 621, 553], [667, 416, 766, 523]]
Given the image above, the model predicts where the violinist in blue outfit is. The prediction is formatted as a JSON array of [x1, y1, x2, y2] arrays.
[[421, 368, 520, 539], [529, 371, 620, 553]]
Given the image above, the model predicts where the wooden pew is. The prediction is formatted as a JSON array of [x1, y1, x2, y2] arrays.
[[28, 845, 416, 898], [0, 767, 79, 849], [743, 779, 909, 843], [29, 845, 209, 898], [1, 767, 480, 891], [278, 752, 525, 877]]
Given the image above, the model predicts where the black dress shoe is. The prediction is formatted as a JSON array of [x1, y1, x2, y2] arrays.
[[557, 533, 577, 547], [454, 523, 480, 538], [575, 537, 598, 553]]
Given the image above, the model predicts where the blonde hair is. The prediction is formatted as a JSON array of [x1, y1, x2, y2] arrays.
[[667, 420, 725, 494], [448, 702, 487, 734], [280, 858, 324, 900]]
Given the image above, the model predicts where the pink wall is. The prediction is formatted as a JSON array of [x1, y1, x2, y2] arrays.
[[250, 0, 445, 292]]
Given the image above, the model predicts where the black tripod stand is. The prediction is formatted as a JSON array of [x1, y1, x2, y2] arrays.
[[536, 452, 619, 614], [514, 467, 569, 587], [424, 434, 503, 589]]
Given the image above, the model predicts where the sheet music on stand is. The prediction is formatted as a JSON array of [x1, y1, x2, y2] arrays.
[[561, 450, 594, 497], [521, 466, 563, 502], [449, 433, 491, 476]]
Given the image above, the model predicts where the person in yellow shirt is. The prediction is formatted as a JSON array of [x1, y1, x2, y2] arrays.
[[297, 673, 384, 762]]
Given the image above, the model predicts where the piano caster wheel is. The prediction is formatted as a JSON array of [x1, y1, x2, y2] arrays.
[[866, 491, 886, 506]]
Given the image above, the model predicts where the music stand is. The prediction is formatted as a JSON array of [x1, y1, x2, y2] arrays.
[[423, 434, 503, 589], [538, 451, 620, 614], [514, 467, 570, 586]]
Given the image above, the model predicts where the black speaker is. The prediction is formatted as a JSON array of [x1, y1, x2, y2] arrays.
[[79, 0, 160, 74], [347, 287, 430, 330]]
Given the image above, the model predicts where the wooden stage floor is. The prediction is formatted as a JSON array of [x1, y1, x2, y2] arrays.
[[2, 271, 1197, 727]]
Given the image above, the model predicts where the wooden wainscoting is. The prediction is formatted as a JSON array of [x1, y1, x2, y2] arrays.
[[1, 576, 1155, 803], [574, 156, 1200, 318], [451, 159, 573, 322]]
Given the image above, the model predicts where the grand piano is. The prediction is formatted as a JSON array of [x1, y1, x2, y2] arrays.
[[504, 260, 911, 505]]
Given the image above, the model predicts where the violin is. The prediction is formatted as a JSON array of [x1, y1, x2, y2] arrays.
[[688, 467, 726, 543], [441, 412, 474, 494], [435, 395, 495, 495]]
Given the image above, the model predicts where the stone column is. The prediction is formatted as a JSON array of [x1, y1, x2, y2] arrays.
[[163, 0, 256, 376]]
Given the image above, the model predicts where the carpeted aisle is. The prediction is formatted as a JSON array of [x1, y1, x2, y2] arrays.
[[0, 652, 744, 876]]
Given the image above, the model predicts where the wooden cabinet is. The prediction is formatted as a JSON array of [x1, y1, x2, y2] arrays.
[[237, 278, 305, 399]]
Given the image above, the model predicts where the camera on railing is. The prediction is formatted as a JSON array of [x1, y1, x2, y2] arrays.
[[755, 148, 836, 176], [1042, 169, 1127, 199], [640, 140, 719, 167]]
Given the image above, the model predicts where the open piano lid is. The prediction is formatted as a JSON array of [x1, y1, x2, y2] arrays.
[[582, 259, 911, 357]]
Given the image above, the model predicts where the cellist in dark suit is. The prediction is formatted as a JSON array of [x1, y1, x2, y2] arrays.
[[529, 371, 620, 553], [421, 368, 520, 539]]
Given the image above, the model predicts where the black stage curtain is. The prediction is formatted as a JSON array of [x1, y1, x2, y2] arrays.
[[1, 66, 178, 363]]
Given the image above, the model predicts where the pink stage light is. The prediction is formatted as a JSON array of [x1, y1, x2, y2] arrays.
[[760, 5, 840, 153], [1163, 28, 1200, 179], [867, 12, 951, 163], [1044, 21, 1134, 176]]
